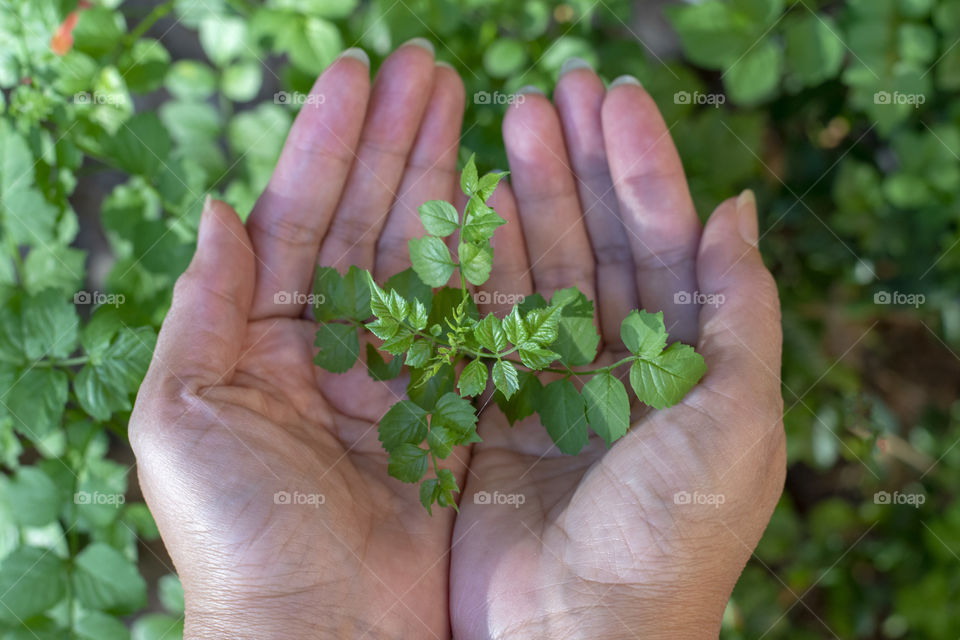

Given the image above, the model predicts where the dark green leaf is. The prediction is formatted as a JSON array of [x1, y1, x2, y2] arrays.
[[73, 543, 147, 614], [387, 444, 429, 483], [366, 343, 403, 380], [494, 371, 542, 425], [75, 328, 156, 421], [5, 466, 59, 527], [313, 266, 345, 321], [0, 546, 65, 624], [314, 323, 359, 373], [385, 268, 433, 311], [379, 400, 428, 452], [537, 379, 588, 455], [629, 343, 707, 409], [409, 364, 455, 410], [620, 309, 668, 357], [582, 372, 631, 446]]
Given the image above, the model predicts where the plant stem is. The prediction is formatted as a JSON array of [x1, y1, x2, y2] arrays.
[[124, 0, 175, 46]]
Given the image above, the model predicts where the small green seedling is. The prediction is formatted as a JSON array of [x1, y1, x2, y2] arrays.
[[312, 156, 706, 513]]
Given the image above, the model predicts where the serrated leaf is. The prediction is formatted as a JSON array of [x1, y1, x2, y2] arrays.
[[366, 271, 391, 318], [491, 360, 519, 399], [0, 546, 65, 624], [458, 241, 493, 286], [366, 343, 403, 380], [474, 314, 507, 353], [73, 543, 147, 613], [314, 323, 359, 373], [409, 300, 428, 330], [379, 400, 428, 452], [23, 291, 79, 360], [5, 466, 59, 527], [620, 309, 668, 357], [386, 290, 409, 322], [503, 305, 528, 344], [432, 392, 478, 441], [388, 444, 429, 483], [385, 268, 433, 310], [5, 367, 68, 440], [554, 315, 599, 366], [457, 358, 488, 397], [76, 610, 131, 640], [629, 343, 707, 409], [409, 364, 456, 410], [340, 265, 372, 320], [462, 197, 507, 243], [524, 305, 562, 345], [460, 154, 479, 195], [409, 236, 455, 287], [477, 170, 509, 201], [420, 478, 440, 514], [381, 327, 415, 355], [427, 425, 456, 458], [518, 343, 559, 370], [538, 379, 588, 455], [75, 328, 156, 421], [366, 317, 400, 341], [405, 340, 432, 368], [419, 200, 460, 236], [582, 372, 631, 446]]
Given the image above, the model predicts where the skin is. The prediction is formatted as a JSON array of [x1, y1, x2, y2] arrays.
[[130, 45, 785, 640]]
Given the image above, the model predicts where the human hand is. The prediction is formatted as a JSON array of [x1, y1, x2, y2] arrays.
[[130, 41, 467, 639], [450, 64, 785, 639]]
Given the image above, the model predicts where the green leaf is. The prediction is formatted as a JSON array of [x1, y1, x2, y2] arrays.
[[73, 543, 147, 614], [379, 400, 428, 452], [165, 60, 217, 101], [474, 314, 507, 353], [314, 323, 359, 373], [131, 613, 184, 640], [458, 242, 493, 286], [77, 611, 131, 640], [409, 236, 456, 287], [457, 358, 488, 397], [365, 343, 403, 380], [409, 300, 429, 330], [222, 61, 263, 102], [524, 305, 562, 345], [405, 340, 432, 368], [432, 392, 479, 443], [419, 200, 460, 237], [491, 360, 519, 400], [783, 13, 844, 88], [460, 154, 479, 196], [461, 201, 506, 243], [483, 38, 527, 78], [537, 379, 588, 455], [582, 373, 631, 446], [341, 265, 372, 320], [23, 291, 79, 360], [419, 478, 439, 514], [503, 305, 528, 345], [630, 343, 707, 410], [666, 1, 757, 70], [494, 371, 542, 424], [620, 310, 668, 357], [73, 8, 125, 57], [107, 113, 173, 177], [366, 317, 399, 341], [199, 15, 247, 66], [409, 364, 456, 410], [0, 546, 65, 624], [5, 466, 59, 527], [381, 327, 415, 355], [723, 38, 783, 105], [287, 16, 343, 75], [388, 444, 429, 483], [158, 574, 185, 616], [386, 290, 409, 322], [5, 368, 68, 440], [313, 266, 345, 321], [518, 343, 559, 370], [75, 328, 156, 421], [385, 268, 433, 310], [427, 425, 456, 458], [477, 171, 509, 201]]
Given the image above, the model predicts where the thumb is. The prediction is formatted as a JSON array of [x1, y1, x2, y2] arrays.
[[145, 197, 256, 393]]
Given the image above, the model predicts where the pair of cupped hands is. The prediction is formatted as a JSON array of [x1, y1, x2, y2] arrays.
[[130, 40, 785, 639]]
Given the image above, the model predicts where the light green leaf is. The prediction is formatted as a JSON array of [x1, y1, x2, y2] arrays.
[[431, 392, 478, 442], [723, 38, 783, 105], [158, 574, 185, 616], [503, 305, 528, 345], [314, 323, 359, 373], [381, 327, 415, 355], [474, 314, 507, 353], [427, 425, 456, 458], [5, 368, 68, 440], [783, 14, 844, 87], [419, 200, 460, 237], [388, 444, 429, 483], [222, 61, 263, 102], [385, 268, 433, 310], [457, 358, 488, 397], [132, 613, 184, 640], [5, 466, 59, 527], [405, 340, 432, 368], [483, 38, 527, 78], [409, 236, 456, 287], [199, 15, 247, 66], [313, 266, 344, 321], [524, 305, 562, 345], [537, 379, 588, 455], [518, 343, 559, 370], [77, 611, 131, 640], [458, 242, 493, 286], [73, 543, 147, 613], [620, 309, 668, 357], [379, 400, 428, 452], [75, 328, 156, 421], [491, 360, 519, 400], [409, 300, 428, 330], [629, 343, 707, 409], [582, 372, 631, 446], [23, 291, 79, 360], [460, 154, 479, 196], [0, 546, 65, 624], [461, 202, 506, 243], [477, 171, 509, 201]]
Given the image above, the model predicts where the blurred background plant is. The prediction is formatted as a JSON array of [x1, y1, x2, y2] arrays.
[[0, 0, 957, 637]]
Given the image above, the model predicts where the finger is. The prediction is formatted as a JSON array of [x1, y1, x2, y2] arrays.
[[317, 39, 437, 272], [144, 198, 255, 395], [374, 62, 465, 280], [503, 88, 595, 301], [695, 191, 782, 409], [554, 60, 638, 350], [601, 76, 701, 344], [475, 180, 534, 317], [247, 50, 371, 320]]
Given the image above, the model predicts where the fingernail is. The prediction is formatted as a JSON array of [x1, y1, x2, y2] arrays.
[[403, 37, 434, 56], [560, 57, 592, 76], [436, 60, 455, 71], [339, 47, 370, 66], [515, 85, 544, 96], [610, 75, 641, 89], [736, 189, 758, 246], [199, 195, 215, 240]]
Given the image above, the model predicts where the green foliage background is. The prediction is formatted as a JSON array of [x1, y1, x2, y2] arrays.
[[0, 0, 958, 637]]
